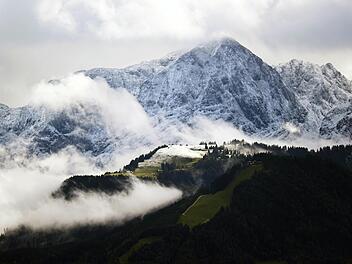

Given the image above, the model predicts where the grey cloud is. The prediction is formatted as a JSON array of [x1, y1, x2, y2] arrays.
[[0, 0, 352, 107], [259, 0, 352, 50]]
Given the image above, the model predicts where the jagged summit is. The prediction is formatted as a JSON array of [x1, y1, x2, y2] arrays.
[[86, 37, 305, 136], [83, 37, 247, 92], [276, 59, 352, 138], [84, 37, 245, 81], [0, 103, 9, 110], [171, 37, 255, 68], [278, 59, 349, 87], [1, 39, 352, 164], [191, 37, 242, 54], [84, 39, 352, 140]]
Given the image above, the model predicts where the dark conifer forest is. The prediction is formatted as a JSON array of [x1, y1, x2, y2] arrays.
[[1, 143, 352, 263]]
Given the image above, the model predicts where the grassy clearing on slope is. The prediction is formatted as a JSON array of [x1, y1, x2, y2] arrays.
[[105, 157, 200, 178], [103, 167, 159, 178], [119, 237, 160, 264], [133, 166, 159, 178], [179, 164, 262, 228], [168, 157, 201, 170], [103, 172, 131, 177]]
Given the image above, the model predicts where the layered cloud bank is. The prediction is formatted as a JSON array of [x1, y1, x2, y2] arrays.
[[0, 74, 249, 232], [30, 74, 157, 139], [0, 173, 181, 231], [0, 144, 183, 232], [0, 73, 349, 232]]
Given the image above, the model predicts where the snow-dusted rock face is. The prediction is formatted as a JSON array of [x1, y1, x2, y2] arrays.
[[1, 38, 352, 162], [276, 59, 352, 139], [0, 102, 157, 167], [86, 38, 307, 136], [83, 53, 179, 96], [0, 103, 114, 157], [320, 105, 352, 140]]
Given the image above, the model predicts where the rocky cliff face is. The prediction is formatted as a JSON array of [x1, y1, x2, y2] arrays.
[[0, 103, 114, 156], [276, 59, 352, 139], [86, 38, 307, 137]]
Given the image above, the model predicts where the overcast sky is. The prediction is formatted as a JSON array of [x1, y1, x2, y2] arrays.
[[1, 0, 352, 106]]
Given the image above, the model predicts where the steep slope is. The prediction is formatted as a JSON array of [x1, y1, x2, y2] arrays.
[[0, 100, 154, 165], [83, 52, 179, 96], [276, 59, 352, 138], [2, 147, 352, 263], [1, 38, 351, 162], [0, 72, 162, 165], [86, 38, 307, 136], [320, 104, 352, 140], [0, 103, 113, 156]]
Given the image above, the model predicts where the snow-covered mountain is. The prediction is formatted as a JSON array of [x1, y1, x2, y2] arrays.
[[320, 104, 352, 140], [86, 39, 352, 141], [276, 59, 352, 139], [0, 101, 154, 166], [85, 38, 307, 136], [0, 103, 110, 155], [1, 38, 352, 163]]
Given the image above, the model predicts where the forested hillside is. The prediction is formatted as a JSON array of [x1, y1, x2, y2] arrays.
[[1, 143, 352, 263]]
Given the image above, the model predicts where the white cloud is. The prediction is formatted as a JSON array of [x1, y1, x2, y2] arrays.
[[0, 72, 347, 232], [0, 147, 96, 231], [36, 0, 205, 40], [34, 0, 286, 41], [2, 177, 181, 231], [29, 73, 158, 141], [0, 144, 181, 232], [37, 0, 76, 32], [0, 73, 247, 232], [283, 122, 301, 135], [166, 117, 249, 145]]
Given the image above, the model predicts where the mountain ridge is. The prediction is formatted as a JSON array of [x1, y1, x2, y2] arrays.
[[84, 37, 352, 140], [1, 37, 351, 163], [86, 38, 307, 136], [276, 59, 352, 139]]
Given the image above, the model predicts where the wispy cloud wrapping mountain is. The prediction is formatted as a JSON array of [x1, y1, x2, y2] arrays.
[[0, 73, 257, 232]]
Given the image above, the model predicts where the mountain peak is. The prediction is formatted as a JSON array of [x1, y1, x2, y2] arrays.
[[321, 62, 340, 75], [280, 60, 344, 78], [195, 37, 242, 54], [0, 103, 9, 110], [324, 62, 335, 69], [203, 37, 240, 47], [283, 59, 316, 69]]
